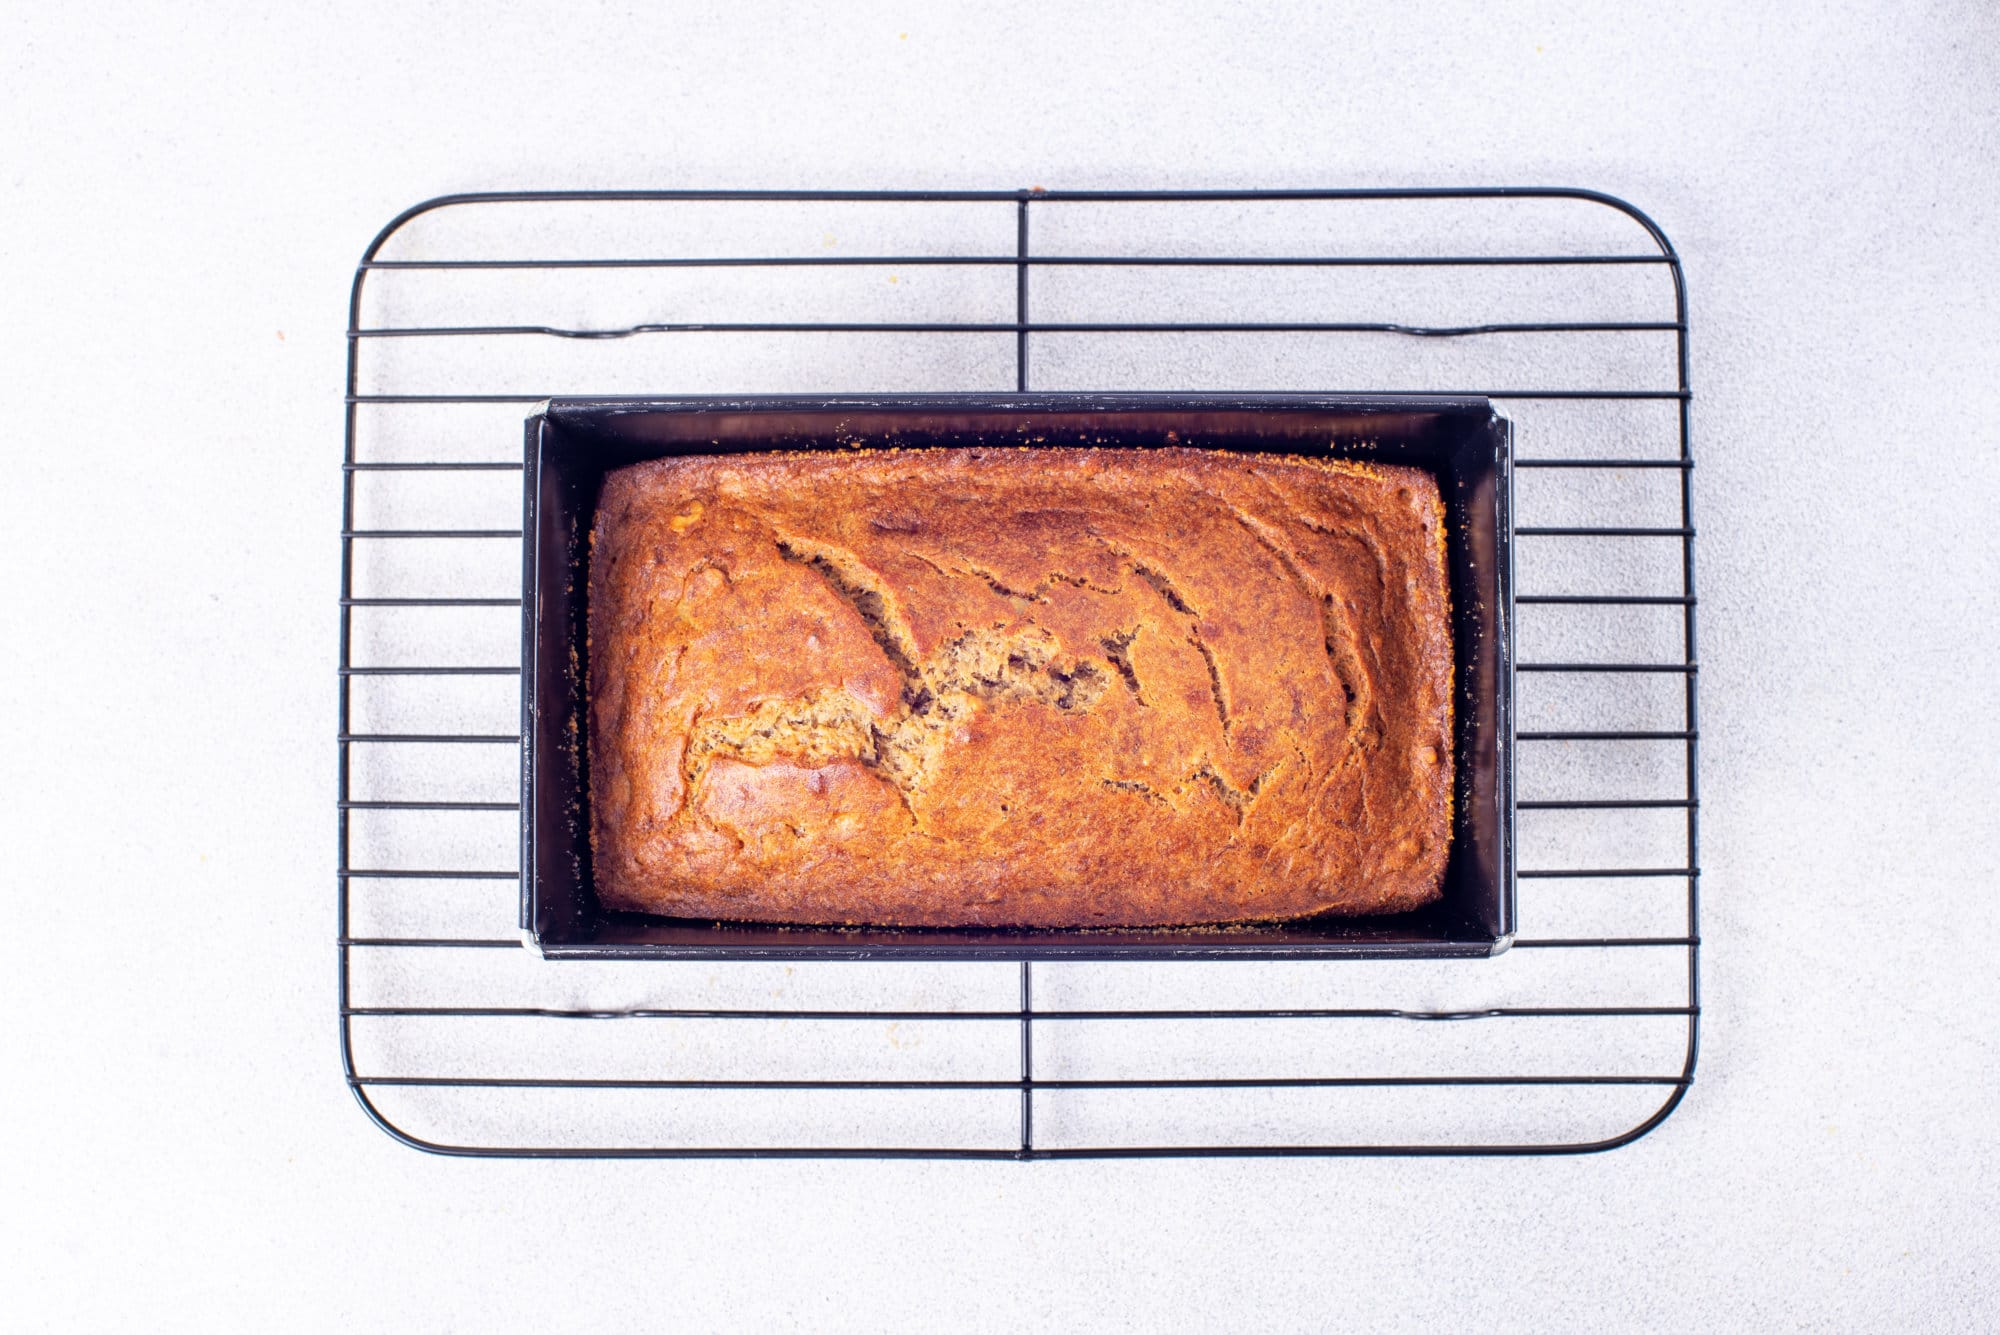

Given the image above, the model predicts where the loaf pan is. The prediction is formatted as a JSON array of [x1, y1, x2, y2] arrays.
[[523, 395, 1513, 959]]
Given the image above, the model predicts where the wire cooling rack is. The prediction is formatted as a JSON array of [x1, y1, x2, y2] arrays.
[[340, 188, 1698, 1157]]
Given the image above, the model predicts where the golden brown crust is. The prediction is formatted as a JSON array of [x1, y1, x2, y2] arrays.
[[588, 446, 1453, 927]]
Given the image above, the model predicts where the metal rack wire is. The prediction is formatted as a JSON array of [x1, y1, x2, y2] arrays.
[[339, 188, 1698, 1157]]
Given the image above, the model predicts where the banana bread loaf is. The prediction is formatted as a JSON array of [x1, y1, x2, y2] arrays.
[[588, 446, 1453, 927]]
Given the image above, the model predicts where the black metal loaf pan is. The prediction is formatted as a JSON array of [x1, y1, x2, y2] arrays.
[[523, 395, 1513, 959]]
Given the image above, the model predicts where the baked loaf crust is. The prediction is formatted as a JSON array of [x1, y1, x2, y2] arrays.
[[588, 446, 1453, 927]]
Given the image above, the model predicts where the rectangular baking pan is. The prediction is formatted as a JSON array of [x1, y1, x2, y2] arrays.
[[523, 395, 1513, 959]]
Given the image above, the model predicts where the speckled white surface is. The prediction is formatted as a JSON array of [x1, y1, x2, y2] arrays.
[[3, 2, 1997, 1329]]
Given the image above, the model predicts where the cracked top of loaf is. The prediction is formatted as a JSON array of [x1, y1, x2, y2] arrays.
[[587, 446, 1453, 928]]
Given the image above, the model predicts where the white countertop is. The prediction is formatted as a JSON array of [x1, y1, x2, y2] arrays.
[[4, 3, 1996, 1328]]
